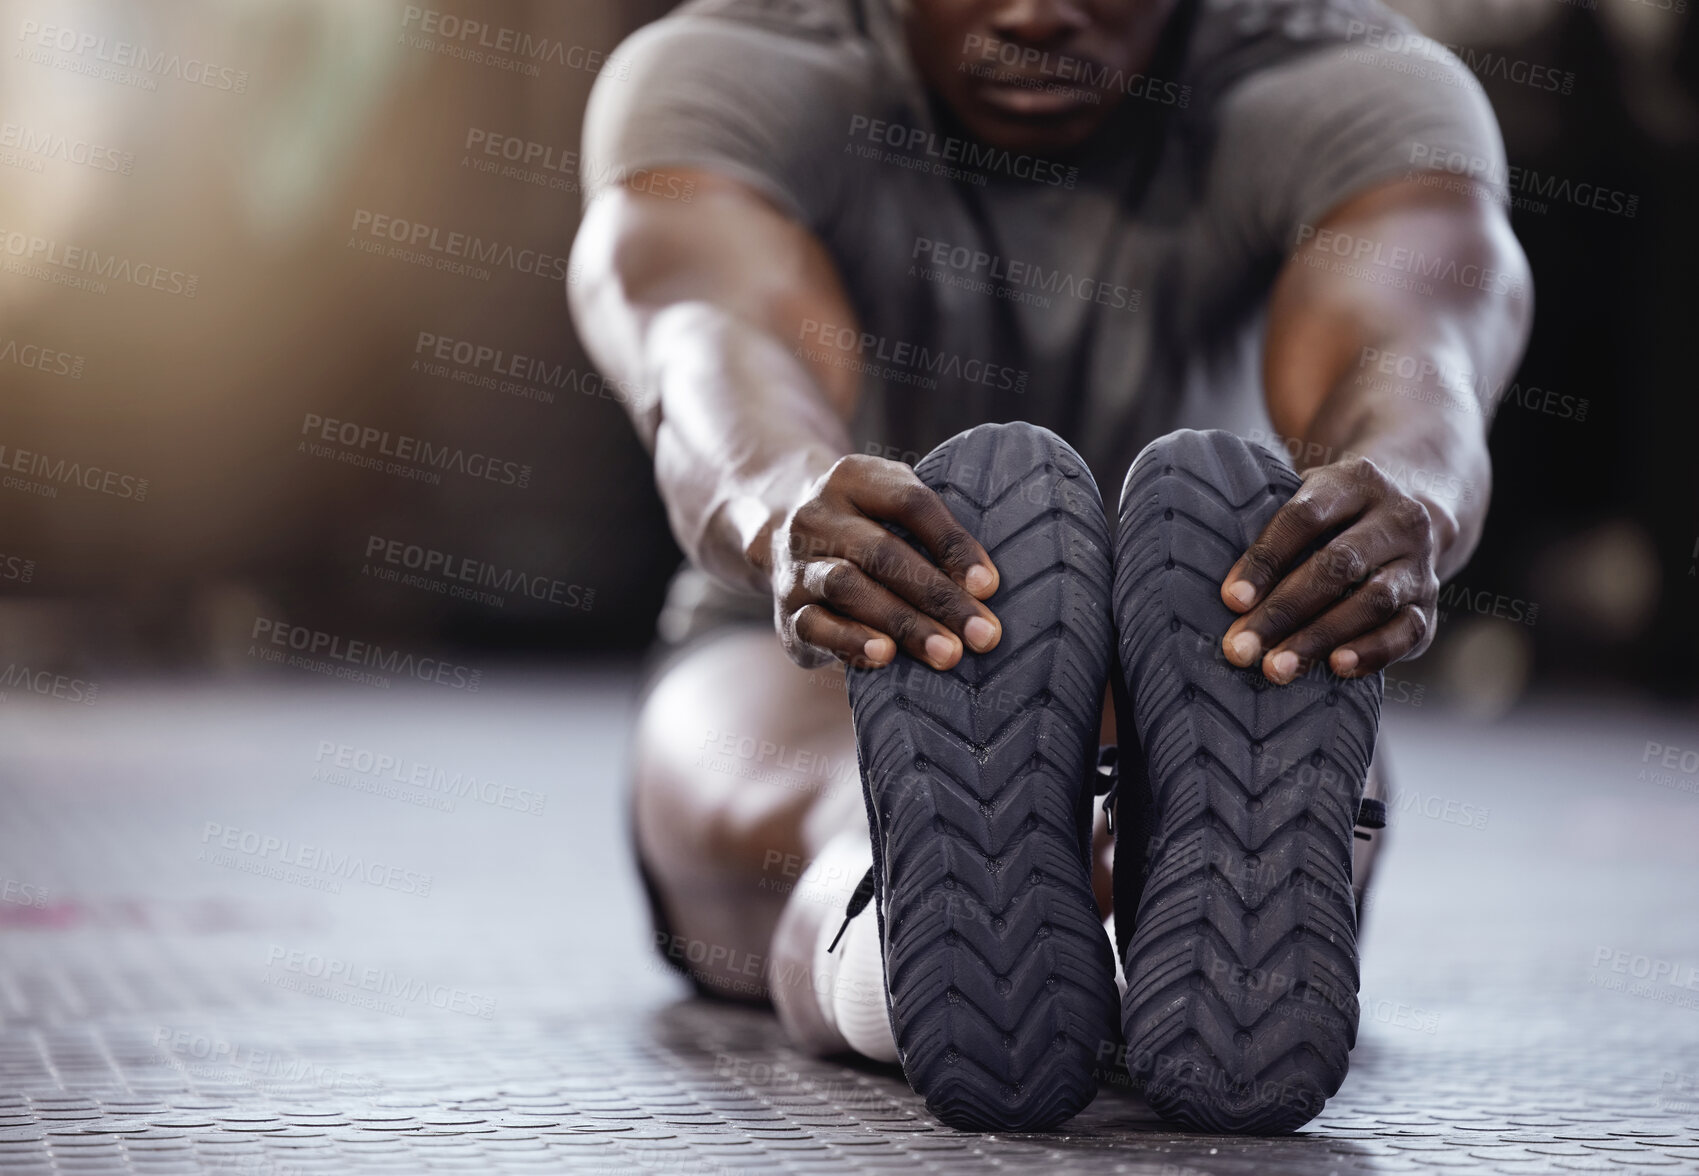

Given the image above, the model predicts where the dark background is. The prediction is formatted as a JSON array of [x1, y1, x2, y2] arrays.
[[0, 0, 1692, 710]]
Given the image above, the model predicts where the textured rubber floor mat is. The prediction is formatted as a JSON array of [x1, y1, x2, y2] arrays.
[[1112, 429, 1384, 1134], [846, 421, 1118, 1132]]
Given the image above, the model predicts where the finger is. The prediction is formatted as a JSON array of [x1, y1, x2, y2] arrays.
[[1258, 560, 1422, 685], [1223, 521, 1398, 669], [846, 522, 1001, 653], [1221, 475, 1370, 614], [792, 604, 896, 669], [806, 558, 963, 670], [850, 472, 999, 599], [1329, 605, 1433, 678]]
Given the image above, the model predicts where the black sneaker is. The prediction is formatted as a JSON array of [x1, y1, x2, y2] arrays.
[[845, 421, 1119, 1132], [1110, 429, 1384, 1133]]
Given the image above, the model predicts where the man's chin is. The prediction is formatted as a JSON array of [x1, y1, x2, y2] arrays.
[[956, 107, 1105, 157]]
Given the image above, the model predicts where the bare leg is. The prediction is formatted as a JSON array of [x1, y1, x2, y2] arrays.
[[634, 628, 862, 1000]]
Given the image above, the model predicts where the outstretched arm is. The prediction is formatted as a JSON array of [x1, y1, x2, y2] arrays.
[[569, 170, 1003, 671], [1222, 178, 1533, 684]]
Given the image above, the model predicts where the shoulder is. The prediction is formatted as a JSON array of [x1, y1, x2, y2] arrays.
[[1184, 0, 1498, 160], [606, 0, 884, 92], [583, 0, 898, 226], [1183, 0, 1477, 105], [1177, 0, 1505, 253]]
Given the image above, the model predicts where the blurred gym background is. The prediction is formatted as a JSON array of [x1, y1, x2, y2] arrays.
[[0, 0, 1694, 711]]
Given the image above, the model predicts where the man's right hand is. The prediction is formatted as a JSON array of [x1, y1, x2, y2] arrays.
[[765, 455, 1003, 671]]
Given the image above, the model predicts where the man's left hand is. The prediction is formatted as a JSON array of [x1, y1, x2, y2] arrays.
[[1219, 455, 1440, 684]]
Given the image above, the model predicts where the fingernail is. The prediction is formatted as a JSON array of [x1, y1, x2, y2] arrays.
[[964, 616, 997, 652], [864, 636, 894, 664], [1228, 632, 1261, 666], [1226, 580, 1256, 608], [1270, 651, 1299, 682], [965, 565, 995, 596], [1332, 648, 1359, 675], [924, 634, 956, 667]]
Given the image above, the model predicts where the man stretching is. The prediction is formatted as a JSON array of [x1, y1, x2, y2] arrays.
[[569, 0, 1529, 1135]]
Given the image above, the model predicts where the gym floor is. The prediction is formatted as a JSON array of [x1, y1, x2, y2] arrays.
[[2, 667, 1697, 1174]]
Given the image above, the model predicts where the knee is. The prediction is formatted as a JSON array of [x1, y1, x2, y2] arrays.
[[628, 673, 787, 878], [631, 676, 713, 866]]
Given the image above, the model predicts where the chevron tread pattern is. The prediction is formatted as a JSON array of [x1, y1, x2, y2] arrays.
[[846, 422, 1117, 1132], [1113, 429, 1383, 1134]]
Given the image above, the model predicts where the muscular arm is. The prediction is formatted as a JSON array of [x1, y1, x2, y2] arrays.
[[569, 171, 1002, 670], [1222, 179, 1533, 684], [570, 170, 858, 589]]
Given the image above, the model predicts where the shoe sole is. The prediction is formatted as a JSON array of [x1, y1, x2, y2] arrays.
[[846, 421, 1118, 1132], [1112, 429, 1383, 1134]]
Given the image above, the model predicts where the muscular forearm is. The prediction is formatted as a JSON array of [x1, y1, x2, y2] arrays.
[[571, 175, 1002, 672], [568, 176, 866, 595], [1293, 337, 1492, 581], [1235, 181, 1530, 684], [644, 302, 850, 592]]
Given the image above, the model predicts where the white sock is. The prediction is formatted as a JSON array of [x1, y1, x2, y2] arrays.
[[806, 834, 899, 1063]]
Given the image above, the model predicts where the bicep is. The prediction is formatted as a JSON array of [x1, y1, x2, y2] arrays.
[[1263, 178, 1533, 440], [568, 168, 862, 441]]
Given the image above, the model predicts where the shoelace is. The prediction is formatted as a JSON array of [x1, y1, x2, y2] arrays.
[[1093, 745, 1120, 835], [826, 866, 876, 955], [829, 750, 1390, 949]]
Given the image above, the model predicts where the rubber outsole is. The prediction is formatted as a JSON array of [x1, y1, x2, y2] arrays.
[[846, 421, 1118, 1133], [1112, 429, 1383, 1134]]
